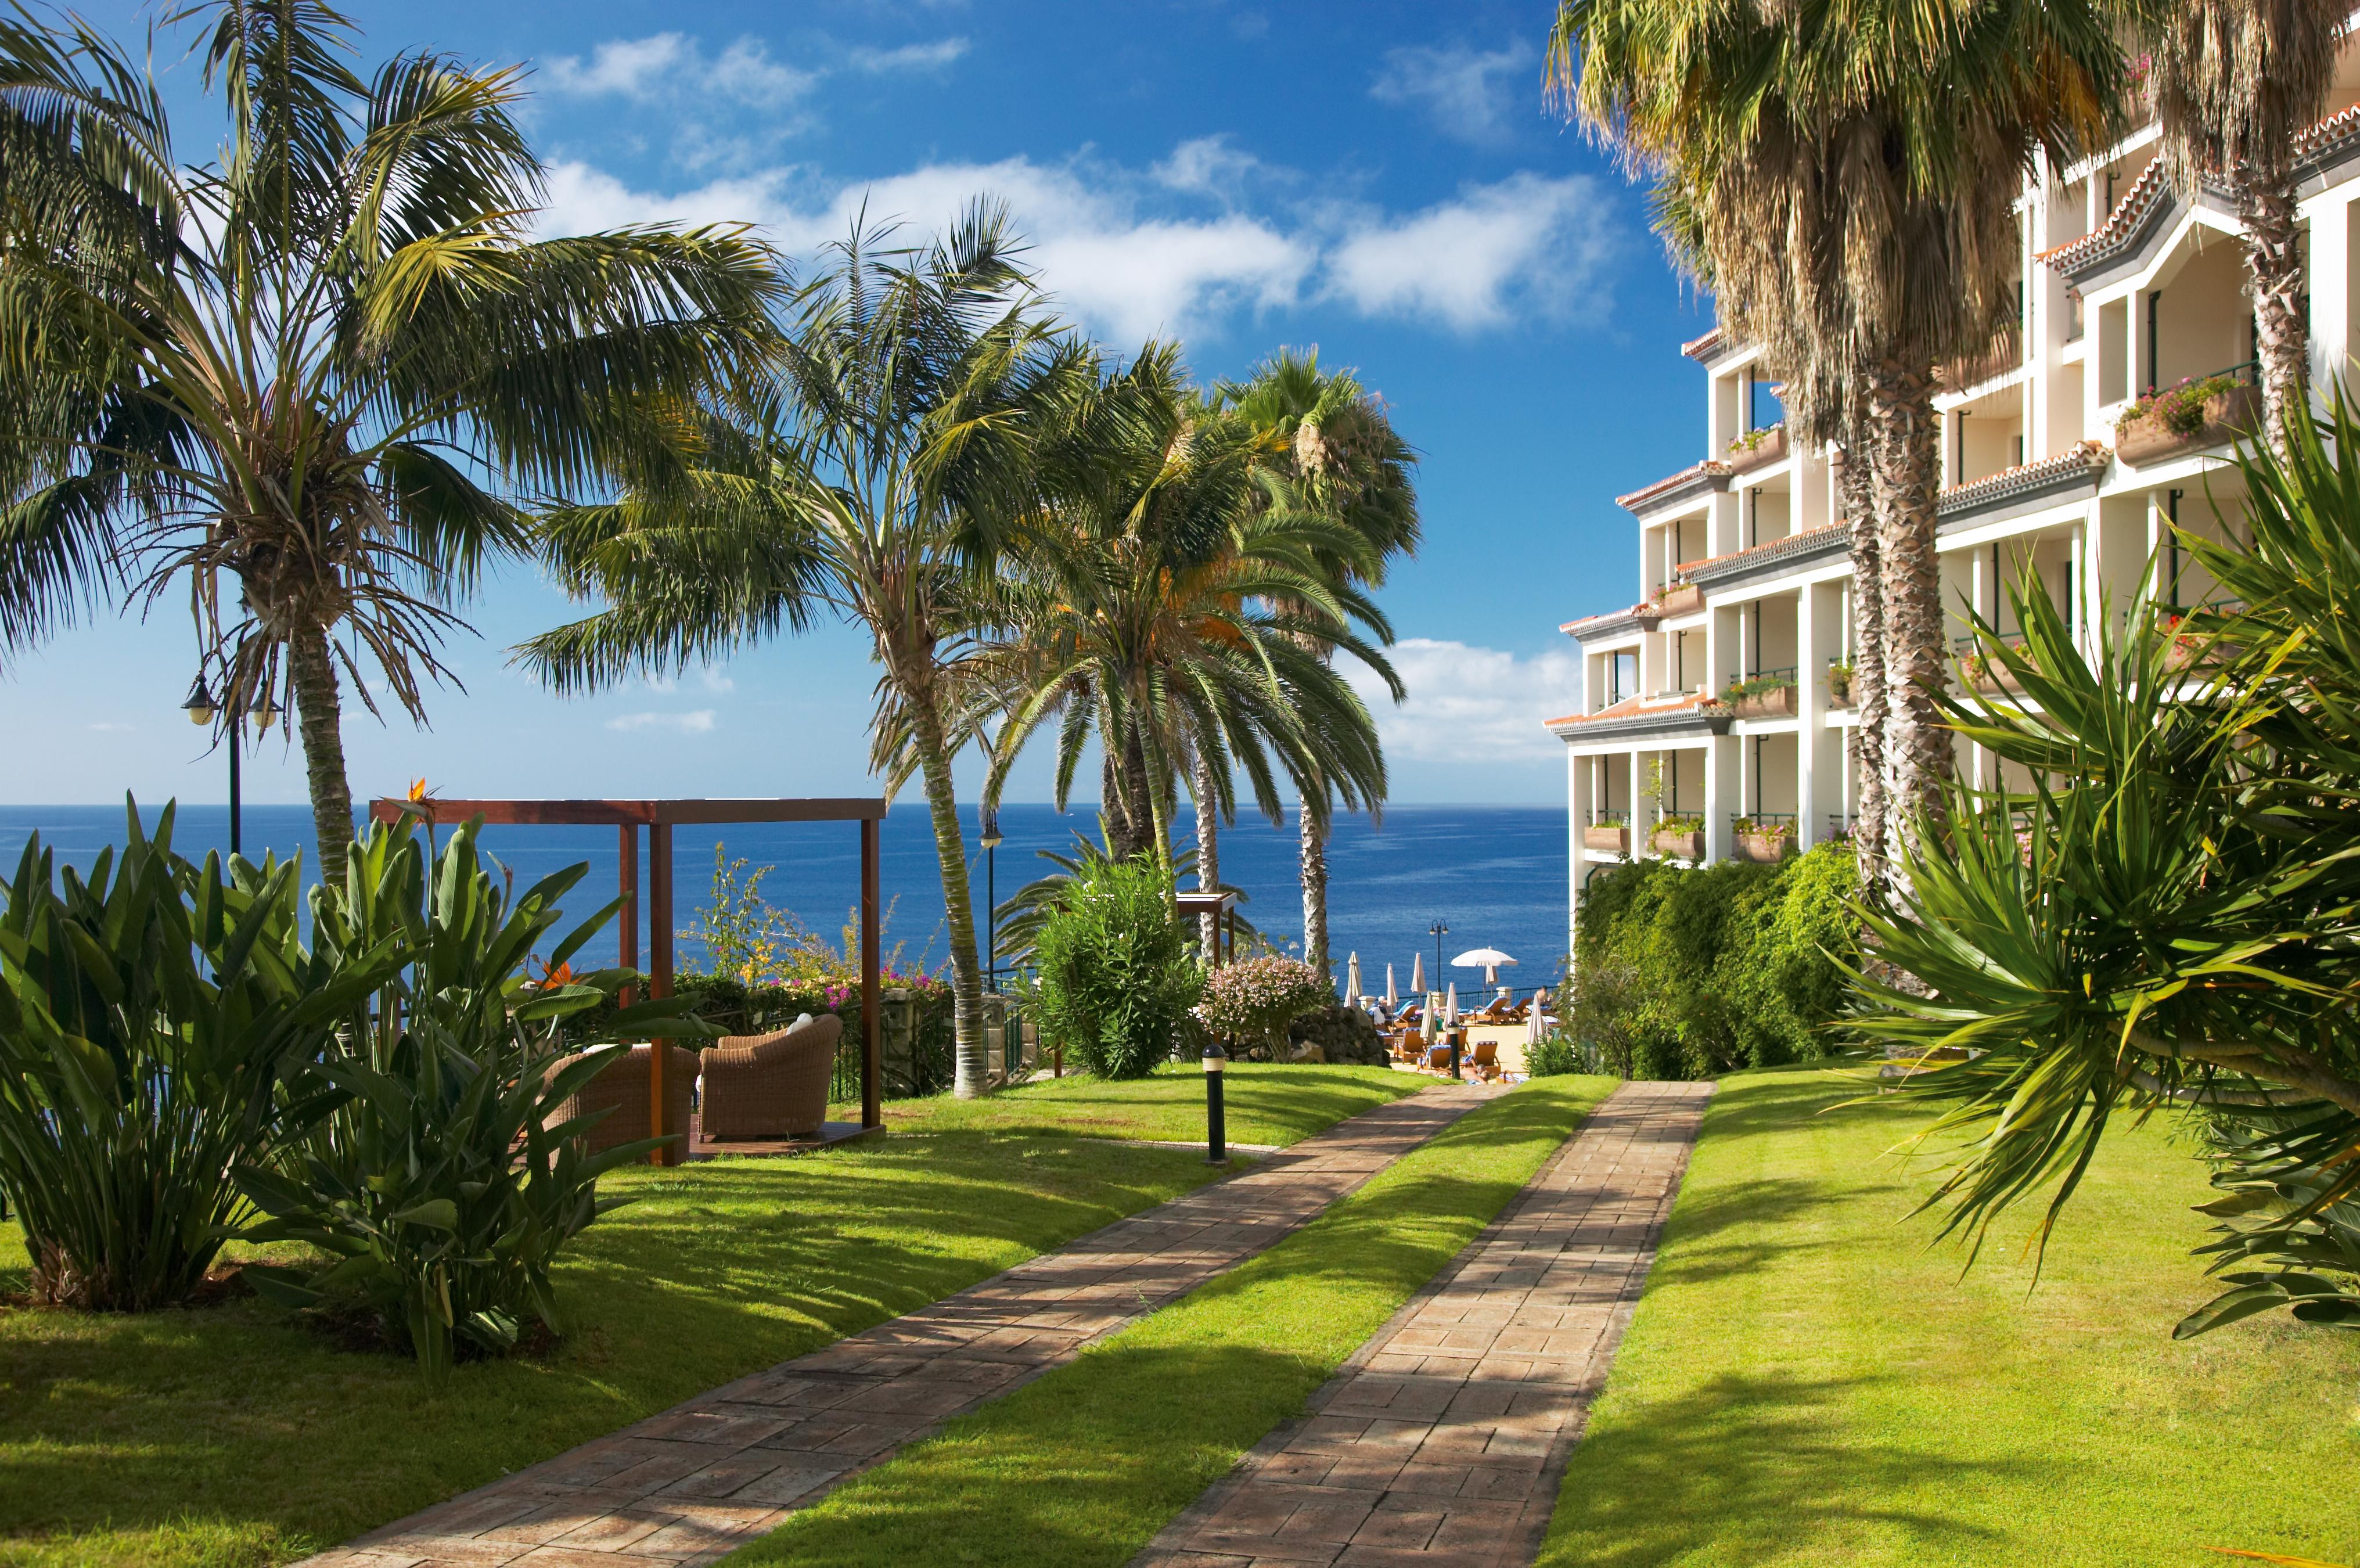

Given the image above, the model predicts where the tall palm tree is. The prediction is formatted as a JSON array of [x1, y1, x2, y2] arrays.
[[521, 207, 1095, 1100], [2145, 1, 2345, 452], [1215, 350, 1418, 977], [1552, 0, 2128, 880], [0, 2, 781, 880], [985, 341, 1394, 956]]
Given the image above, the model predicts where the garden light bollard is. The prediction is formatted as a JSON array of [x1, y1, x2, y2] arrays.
[[1203, 1042, 1227, 1164]]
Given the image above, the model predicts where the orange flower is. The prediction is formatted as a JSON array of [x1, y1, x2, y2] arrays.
[[531, 957, 576, 988]]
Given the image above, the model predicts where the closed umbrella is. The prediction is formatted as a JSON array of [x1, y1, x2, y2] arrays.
[[1453, 947, 1519, 986], [1347, 951, 1364, 1005], [1385, 963, 1398, 1010], [1410, 952, 1425, 994], [1445, 983, 1459, 1025]]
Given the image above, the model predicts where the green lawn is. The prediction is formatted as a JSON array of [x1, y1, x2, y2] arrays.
[[1542, 1067, 2360, 1567], [0, 1114, 1261, 1566], [839, 1060, 1423, 1147], [732, 1075, 1621, 1567]]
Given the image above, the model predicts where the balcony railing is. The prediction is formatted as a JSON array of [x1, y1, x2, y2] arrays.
[[1730, 811, 1798, 827], [1591, 807, 1632, 826], [1937, 322, 2025, 393]]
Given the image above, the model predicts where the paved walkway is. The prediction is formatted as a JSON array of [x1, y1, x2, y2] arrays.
[[305, 1082, 1503, 1568], [1134, 1079, 1715, 1568]]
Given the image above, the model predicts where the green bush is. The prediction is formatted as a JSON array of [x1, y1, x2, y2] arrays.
[[238, 818, 708, 1378], [1570, 841, 1857, 1080], [0, 801, 398, 1311], [1031, 856, 1203, 1080], [1525, 1033, 1585, 1077]]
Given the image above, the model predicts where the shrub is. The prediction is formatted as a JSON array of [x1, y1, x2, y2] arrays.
[[1524, 1032, 1585, 1077], [2116, 372, 2243, 438], [1568, 842, 1857, 1080], [0, 801, 398, 1311], [1031, 856, 1202, 1080], [237, 818, 708, 1378], [1197, 956, 1334, 1059]]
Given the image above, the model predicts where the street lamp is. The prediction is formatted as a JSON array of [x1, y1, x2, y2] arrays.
[[182, 674, 242, 856], [979, 804, 1003, 992], [1428, 919, 1449, 989]]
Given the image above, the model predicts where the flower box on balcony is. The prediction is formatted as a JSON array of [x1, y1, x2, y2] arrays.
[[1733, 831, 1793, 865], [1584, 824, 1631, 854], [1826, 660, 1855, 708], [1724, 423, 1789, 475], [1641, 581, 1704, 623], [1729, 684, 1798, 720], [1649, 826, 1706, 860], [2114, 380, 2263, 467]]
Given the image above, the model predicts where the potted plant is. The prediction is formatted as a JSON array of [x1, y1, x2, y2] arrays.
[[1731, 815, 1794, 864], [1956, 643, 2032, 692], [2114, 373, 2263, 466], [1645, 578, 1705, 618], [1584, 815, 1631, 854], [1649, 813, 1706, 861], [1724, 421, 1789, 475], [1721, 670, 1800, 720], [1826, 659, 1855, 707]]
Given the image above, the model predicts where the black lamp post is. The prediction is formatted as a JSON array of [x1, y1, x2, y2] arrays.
[[1203, 1040, 1227, 1164], [979, 805, 1002, 992], [1429, 918, 1458, 1079], [182, 674, 241, 857]]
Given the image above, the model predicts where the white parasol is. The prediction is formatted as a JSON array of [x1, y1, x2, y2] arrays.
[[1346, 951, 1363, 1004], [1445, 982, 1459, 1025], [1453, 947, 1520, 986], [1410, 952, 1426, 994], [1385, 963, 1399, 1010]]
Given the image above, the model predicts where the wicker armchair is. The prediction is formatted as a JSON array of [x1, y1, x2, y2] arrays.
[[700, 1013, 843, 1141], [545, 1043, 699, 1157]]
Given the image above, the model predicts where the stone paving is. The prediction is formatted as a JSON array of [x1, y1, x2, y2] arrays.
[[300, 1081, 1503, 1568], [1133, 1078, 1715, 1568]]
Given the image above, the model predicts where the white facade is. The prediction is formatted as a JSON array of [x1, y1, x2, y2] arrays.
[[1552, 49, 2360, 954]]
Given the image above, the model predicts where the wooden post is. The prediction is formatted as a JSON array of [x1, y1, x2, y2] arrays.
[[617, 824, 639, 1006], [861, 816, 882, 1130], [649, 821, 675, 1166]]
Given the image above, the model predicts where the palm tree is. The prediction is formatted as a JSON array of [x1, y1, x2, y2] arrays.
[[1551, 0, 2128, 880], [2144, 1, 2346, 452], [521, 207, 1095, 1100], [0, 2, 781, 880], [986, 341, 1394, 958], [1215, 350, 1418, 977]]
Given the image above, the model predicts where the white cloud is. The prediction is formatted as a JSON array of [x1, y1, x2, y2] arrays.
[[1153, 135, 1263, 200], [850, 38, 970, 73], [699, 667, 736, 693], [548, 33, 817, 105], [1370, 41, 1538, 145], [1326, 174, 1616, 332], [606, 710, 718, 733], [1346, 639, 1584, 762], [540, 153, 1315, 344]]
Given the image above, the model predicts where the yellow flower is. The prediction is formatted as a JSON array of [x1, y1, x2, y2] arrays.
[[407, 778, 433, 803]]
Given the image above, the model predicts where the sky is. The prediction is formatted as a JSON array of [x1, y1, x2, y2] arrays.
[[0, 0, 1713, 810]]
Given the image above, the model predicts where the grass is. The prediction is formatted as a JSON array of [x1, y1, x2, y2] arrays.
[[0, 1068, 1419, 1568], [1539, 1067, 2360, 1567], [729, 1074, 1621, 1567], [837, 1060, 1423, 1147]]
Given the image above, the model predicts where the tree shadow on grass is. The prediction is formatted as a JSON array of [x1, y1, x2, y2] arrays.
[[1541, 1370, 2017, 1566], [0, 1134, 1212, 1558]]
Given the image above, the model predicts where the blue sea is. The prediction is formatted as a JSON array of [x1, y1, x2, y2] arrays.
[[0, 803, 1572, 1001]]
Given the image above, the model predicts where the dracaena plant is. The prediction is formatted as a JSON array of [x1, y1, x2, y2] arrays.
[[0, 800, 398, 1310], [236, 814, 711, 1378]]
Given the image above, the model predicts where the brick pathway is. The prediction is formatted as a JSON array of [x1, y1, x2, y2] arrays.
[[302, 1082, 1502, 1568], [1134, 1079, 1715, 1568]]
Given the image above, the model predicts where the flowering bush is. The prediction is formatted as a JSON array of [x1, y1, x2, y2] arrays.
[[1196, 956, 1333, 1056], [2116, 373, 2244, 440], [1032, 857, 1202, 1079]]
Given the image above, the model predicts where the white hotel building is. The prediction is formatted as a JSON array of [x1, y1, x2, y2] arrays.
[[1549, 45, 2360, 952]]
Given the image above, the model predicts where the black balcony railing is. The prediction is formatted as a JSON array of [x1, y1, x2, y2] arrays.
[[1592, 808, 1632, 826], [1731, 811, 1798, 827]]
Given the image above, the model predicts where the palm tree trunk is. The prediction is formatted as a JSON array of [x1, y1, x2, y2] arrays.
[[289, 627, 355, 886], [1839, 438, 1887, 901], [1192, 747, 1221, 964], [1102, 745, 1146, 861], [2236, 166, 2307, 455], [1298, 792, 1329, 979], [1865, 361, 1950, 880], [906, 691, 990, 1098]]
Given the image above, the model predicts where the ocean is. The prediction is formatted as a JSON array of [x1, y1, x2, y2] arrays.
[[0, 802, 1572, 1001]]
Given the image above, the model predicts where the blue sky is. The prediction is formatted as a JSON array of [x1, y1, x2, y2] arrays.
[[0, 0, 1711, 808]]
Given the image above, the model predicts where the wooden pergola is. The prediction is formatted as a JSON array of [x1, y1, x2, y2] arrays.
[[368, 796, 888, 1165], [1175, 890, 1241, 965]]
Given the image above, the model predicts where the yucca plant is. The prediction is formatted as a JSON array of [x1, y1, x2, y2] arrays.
[[0, 800, 397, 1310], [238, 815, 709, 1378]]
